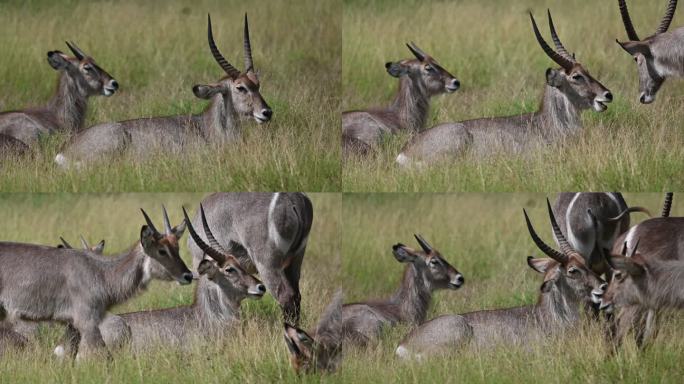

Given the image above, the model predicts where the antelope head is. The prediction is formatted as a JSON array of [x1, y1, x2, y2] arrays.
[[140, 206, 193, 285], [600, 240, 647, 314], [530, 10, 613, 112], [385, 42, 460, 95], [391, 234, 464, 290], [284, 291, 343, 375], [616, 0, 678, 104], [193, 14, 272, 124], [47, 41, 118, 96], [524, 199, 607, 305]]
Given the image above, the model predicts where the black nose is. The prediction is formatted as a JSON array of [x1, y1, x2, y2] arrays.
[[262, 109, 272, 119], [182, 273, 193, 283], [452, 79, 460, 88], [110, 80, 119, 90], [639, 94, 646, 103], [600, 283, 608, 291], [605, 92, 612, 101], [257, 284, 266, 293], [456, 275, 464, 285]]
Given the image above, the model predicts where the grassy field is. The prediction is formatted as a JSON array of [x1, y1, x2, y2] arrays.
[[0, 0, 340, 192], [1, 193, 682, 383], [342, 0, 684, 192]]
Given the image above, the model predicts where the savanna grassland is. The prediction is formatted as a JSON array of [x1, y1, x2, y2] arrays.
[[342, 0, 684, 192], [0, 0, 340, 192]]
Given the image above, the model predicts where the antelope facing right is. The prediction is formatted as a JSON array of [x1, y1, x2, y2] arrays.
[[396, 11, 612, 167], [55, 14, 271, 168]]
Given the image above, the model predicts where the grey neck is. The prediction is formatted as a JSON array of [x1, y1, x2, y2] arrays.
[[46, 72, 89, 132], [390, 76, 430, 132], [390, 264, 432, 324], [193, 277, 241, 327], [200, 92, 241, 142], [537, 85, 583, 140]]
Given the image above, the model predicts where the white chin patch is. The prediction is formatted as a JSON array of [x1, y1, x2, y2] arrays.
[[253, 115, 268, 124], [103, 88, 115, 96], [591, 292, 603, 304], [592, 100, 607, 112]]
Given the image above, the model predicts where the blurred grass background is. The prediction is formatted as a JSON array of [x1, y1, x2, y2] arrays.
[[342, 0, 684, 191], [0, 0, 340, 191]]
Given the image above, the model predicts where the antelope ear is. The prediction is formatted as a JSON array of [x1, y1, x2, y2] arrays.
[[609, 255, 646, 277], [47, 51, 71, 70], [527, 256, 556, 274], [545, 68, 564, 88], [172, 220, 186, 238], [392, 243, 418, 263], [386, 62, 408, 78], [197, 259, 218, 277], [192, 84, 225, 99], [616, 40, 651, 57], [93, 240, 106, 254], [140, 225, 157, 249]]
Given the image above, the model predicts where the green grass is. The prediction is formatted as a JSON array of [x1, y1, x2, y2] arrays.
[[0, 0, 340, 192], [1, 193, 682, 383], [342, 0, 684, 191]]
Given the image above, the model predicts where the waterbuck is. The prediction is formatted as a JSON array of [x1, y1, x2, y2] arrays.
[[552, 193, 650, 275], [284, 291, 344, 375], [0, 208, 192, 359], [340, 235, 463, 346], [55, 14, 271, 167], [187, 193, 313, 324], [616, 0, 683, 104], [395, 204, 606, 359], [396, 11, 613, 167], [0, 42, 118, 146], [342, 42, 459, 155]]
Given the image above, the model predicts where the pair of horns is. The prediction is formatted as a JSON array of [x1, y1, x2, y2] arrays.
[[524, 199, 584, 265], [406, 41, 428, 61], [207, 13, 254, 79], [414, 234, 433, 253], [183, 204, 229, 264], [619, 0, 678, 41], [530, 10, 576, 70], [141, 205, 176, 236]]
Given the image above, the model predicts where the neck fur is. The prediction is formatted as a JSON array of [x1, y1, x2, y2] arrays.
[[193, 277, 241, 327], [102, 243, 149, 308], [534, 277, 583, 329], [538, 85, 583, 139], [390, 264, 432, 324], [200, 92, 241, 142], [389, 76, 430, 132], [47, 71, 89, 132]]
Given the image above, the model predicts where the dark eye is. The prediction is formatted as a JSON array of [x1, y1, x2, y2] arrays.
[[83, 64, 93, 72], [572, 74, 584, 81], [425, 65, 434, 72], [236, 85, 247, 93], [568, 267, 580, 275], [159, 249, 168, 256], [226, 267, 237, 274], [429, 259, 439, 266]]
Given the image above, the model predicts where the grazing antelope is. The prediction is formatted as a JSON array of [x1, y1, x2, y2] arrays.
[[55, 14, 271, 167], [616, 0, 683, 104], [396, 11, 613, 167], [284, 291, 344, 375], [395, 203, 606, 359], [58, 236, 105, 254], [0, 208, 192, 359], [341, 235, 463, 346], [342, 42, 459, 155], [187, 193, 313, 324], [0, 42, 117, 146], [552, 193, 650, 275]]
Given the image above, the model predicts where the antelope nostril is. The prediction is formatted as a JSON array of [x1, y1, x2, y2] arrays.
[[182, 273, 193, 283], [262, 109, 272, 118], [110, 80, 119, 90], [452, 79, 460, 88], [257, 284, 266, 292], [639, 94, 646, 103], [600, 283, 608, 291], [605, 92, 612, 101]]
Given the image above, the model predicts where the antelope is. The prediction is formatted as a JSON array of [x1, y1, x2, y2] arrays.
[[284, 291, 344, 375], [395, 202, 606, 360], [55, 14, 271, 168], [342, 42, 459, 155], [0, 42, 117, 147], [187, 193, 313, 324], [0, 208, 192, 359], [396, 11, 613, 167], [552, 193, 650, 275], [58, 235, 105, 254], [340, 235, 463, 346], [616, 0, 683, 104]]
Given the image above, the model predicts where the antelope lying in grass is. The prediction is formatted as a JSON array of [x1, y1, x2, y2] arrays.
[[55, 14, 271, 168], [0, 208, 192, 359], [342, 43, 459, 155], [187, 193, 313, 324], [0, 42, 117, 147], [552, 193, 650, 275], [395, 202, 606, 359], [341, 235, 463, 345], [616, 0, 683, 104], [396, 11, 613, 166], [284, 291, 344, 375]]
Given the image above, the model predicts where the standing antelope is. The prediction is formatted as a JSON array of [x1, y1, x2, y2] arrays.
[[0, 42, 118, 146], [552, 193, 650, 275], [616, 0, 683, 104], [396, 11, 613, 166], [187, 193, 313, 324], [55, 14, 271, 167], [341, 235, 463, 345], [395, 203, 606, 359], [0, 208, 192, 359], [284, 291, 344, 375], [342, 42, 459, 155]]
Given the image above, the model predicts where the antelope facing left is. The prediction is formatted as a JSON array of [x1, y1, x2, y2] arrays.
[[55, 14, 271, 168], [0, 42, 118, 147], [616, 0, 683, 104], [396, 10, 612, 167]]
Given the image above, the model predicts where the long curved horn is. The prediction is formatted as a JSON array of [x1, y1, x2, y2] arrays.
[[605, 206, 652, 222], [546, 198, 581, 260], [243, 13, 254, 72], [140, 208, 160, 234], [547, 10, 574, 62], [406, 42, 427, 61], [629, 238, 640, 257], [207, 14, 241, 79], [656, 0, 678, 34], [662, 192, 674, 217], [529, 12, 574, 70], [182, 206, 226, 264], [199, 203, 228, 254], [618, 0, 641, 41], [162, 205, 173, 235], [65, 41, 86, 60], [523, 208, 568, 264], [414, 234, 433, 253]]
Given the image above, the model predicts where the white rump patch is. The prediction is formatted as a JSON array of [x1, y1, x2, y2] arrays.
[[54, 153, 68, 169], [395, 153, 410, 167], [53, 345, 65, 358], [268, 193, 293, 253], [395, 345, 411, 359]]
